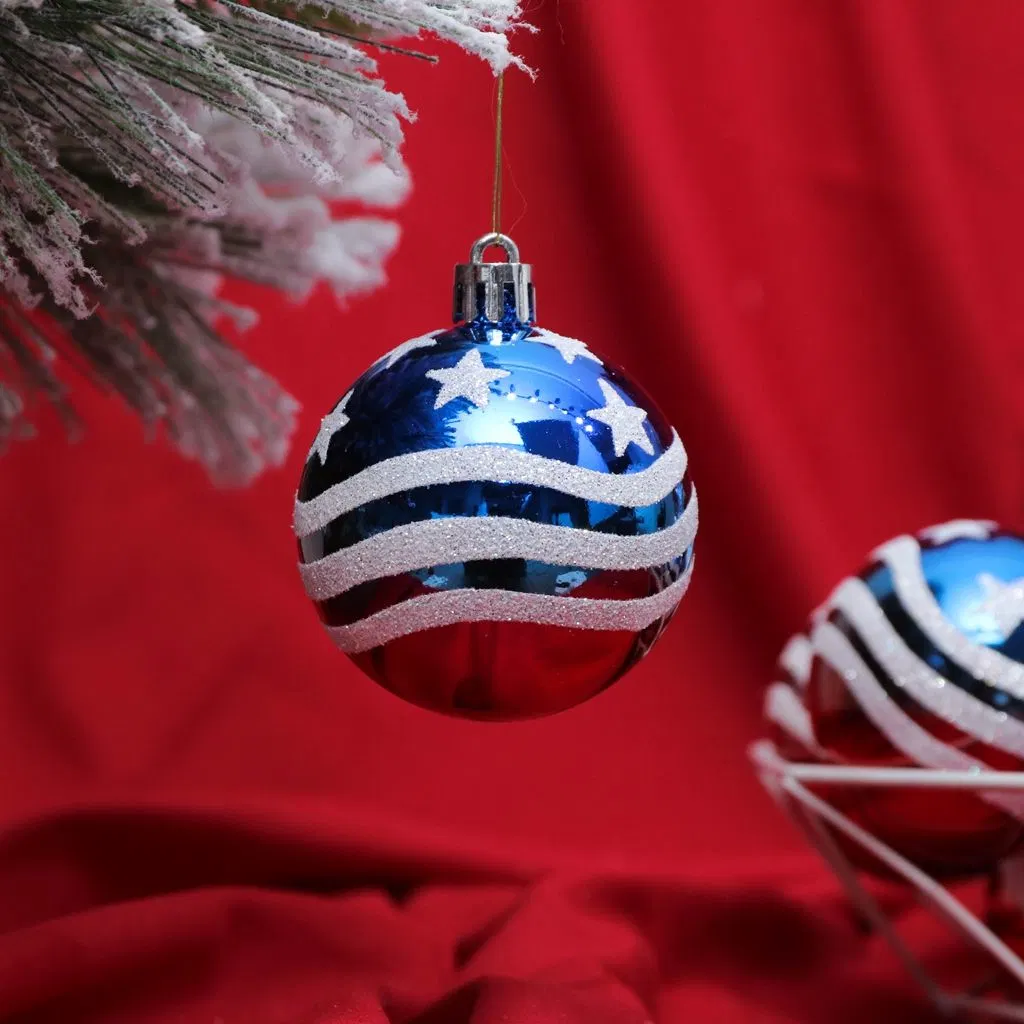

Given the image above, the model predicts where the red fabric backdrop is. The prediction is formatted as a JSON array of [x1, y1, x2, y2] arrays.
[[1, 1, 1022, 1021]]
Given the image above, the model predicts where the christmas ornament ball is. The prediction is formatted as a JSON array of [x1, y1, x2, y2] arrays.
[[294, 236, 697, 719], [768, 519, 1024, 877]]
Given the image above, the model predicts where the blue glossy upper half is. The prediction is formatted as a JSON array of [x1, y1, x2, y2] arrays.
[[297, 318, 693, 604], [854, 530, 1024, 720], [811, 532, 1024, 724], [864, 532, 1024, 659], [298, 319, 677, 504]]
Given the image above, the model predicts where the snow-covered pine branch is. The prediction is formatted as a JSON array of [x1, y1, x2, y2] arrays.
[[0, 0, 523, 482]]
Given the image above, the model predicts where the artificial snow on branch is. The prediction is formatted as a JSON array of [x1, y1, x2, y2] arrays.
[[0, 0, 523, 482]]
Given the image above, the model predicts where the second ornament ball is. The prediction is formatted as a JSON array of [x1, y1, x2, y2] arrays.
[[766, 519, 1024, 876], [293, 235, 698, 720]]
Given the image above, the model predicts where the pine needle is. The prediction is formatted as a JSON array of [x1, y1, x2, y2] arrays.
[[0, 0, 524, 481]]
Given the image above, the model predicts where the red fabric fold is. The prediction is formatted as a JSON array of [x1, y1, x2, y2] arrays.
[[0, 806, 973, 1024]]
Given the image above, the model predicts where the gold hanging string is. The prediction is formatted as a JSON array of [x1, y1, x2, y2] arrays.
[[491, 71, 505, 238]]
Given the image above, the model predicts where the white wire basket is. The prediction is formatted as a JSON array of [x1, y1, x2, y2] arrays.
[[751, 739, 1024, 1022]]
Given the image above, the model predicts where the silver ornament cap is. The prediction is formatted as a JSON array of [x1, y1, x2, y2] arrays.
[[453, 233, 536, 325]]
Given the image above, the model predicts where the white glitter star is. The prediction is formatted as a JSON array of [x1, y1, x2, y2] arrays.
[[426, 349, 510, 411], [383, 332, 439, 369], [976, 573, 1024, 639], [309, 391, 352, 465], [531, 329, 603, 366], [586, 378, 654, 457]]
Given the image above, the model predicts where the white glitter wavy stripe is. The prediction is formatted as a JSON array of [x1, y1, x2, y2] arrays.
[[293, 432, 689, 538], [917, 519, 997, 545], [879, 535, 1024, 701], [830, 577, 1024, 758], [764, 681, 820, 751], [325, 558, 695, 654], [779, 634, 813, 688], [811, 619, 1024, 818], [301, 490, 699, 601]]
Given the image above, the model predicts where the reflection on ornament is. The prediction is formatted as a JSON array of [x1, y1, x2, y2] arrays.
[[765, 518, 1024, 877], [294, 234, 698, 719]]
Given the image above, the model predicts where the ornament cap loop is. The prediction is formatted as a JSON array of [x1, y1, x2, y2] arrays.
[[470, 232, 520, 264], [454, 233, 536, 326]]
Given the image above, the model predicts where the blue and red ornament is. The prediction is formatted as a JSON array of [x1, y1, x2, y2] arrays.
[[293, 234, 698, 719], [767, 519, 1024, 876]]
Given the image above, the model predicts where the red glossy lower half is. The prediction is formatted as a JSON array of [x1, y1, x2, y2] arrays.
[[352, 619, 646, 719], [345, 570, 669, 720], [801, 661, 1024, 879]]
